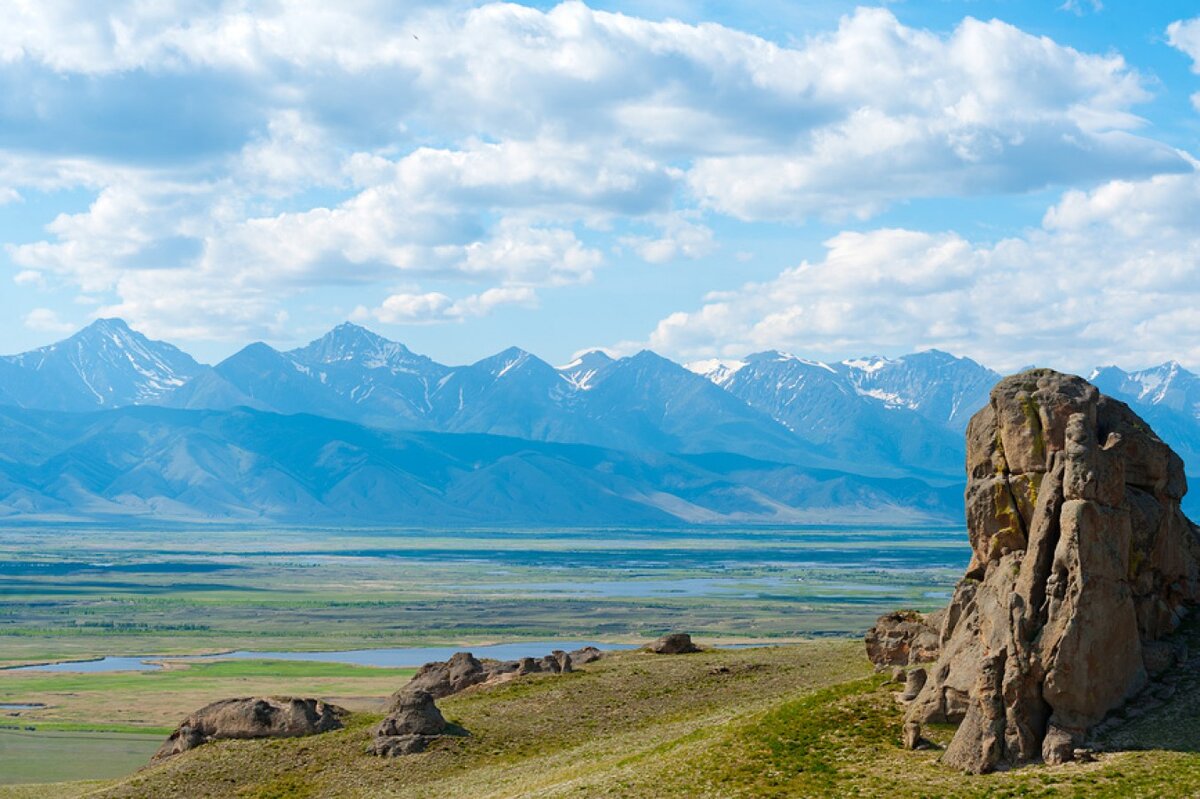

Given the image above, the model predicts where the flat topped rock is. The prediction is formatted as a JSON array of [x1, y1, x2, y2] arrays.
[[647, 633, 700, 654], [905, 369, 1200, 773], [154, 697, 346, 761]]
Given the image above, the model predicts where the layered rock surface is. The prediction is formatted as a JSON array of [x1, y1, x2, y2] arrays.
[[906, 370, 1200, 772], [154, 697, 346, 760]]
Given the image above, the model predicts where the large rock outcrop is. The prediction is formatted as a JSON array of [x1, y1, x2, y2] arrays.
[[154, 697, 346, 760], [906, 370, 1200, 773]]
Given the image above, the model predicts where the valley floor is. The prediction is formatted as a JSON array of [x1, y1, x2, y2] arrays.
[[4, 640, 1198, 799]]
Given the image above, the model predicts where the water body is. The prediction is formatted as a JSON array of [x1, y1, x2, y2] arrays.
[[464, 577, 788, 598], [7, 640, 636, 673], [0, 702, 44, 710]]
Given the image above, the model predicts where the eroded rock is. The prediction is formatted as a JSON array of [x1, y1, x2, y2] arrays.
[[866, 610, 942, 667], [370, 690, 455, 757], [154, 697, 346, 761], [647, 633, 700, 654], [906, 370, 1200, 773]]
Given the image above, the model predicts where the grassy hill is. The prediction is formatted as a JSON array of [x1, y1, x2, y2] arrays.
[[5, 639, 1199, 799]]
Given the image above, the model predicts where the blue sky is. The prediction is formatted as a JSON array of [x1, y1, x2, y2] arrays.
[[2, 1, 1199, 372]]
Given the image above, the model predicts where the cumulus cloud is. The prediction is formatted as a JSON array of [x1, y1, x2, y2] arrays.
[[643, 164, 1200, 372], [621, 215, 715, 264], [1169, 17, 1200, 111], [22, 308, 75, 334], [0, 2, 1192, 342], [1169, 18, 1200, 72], [368, 286, 538, 324]]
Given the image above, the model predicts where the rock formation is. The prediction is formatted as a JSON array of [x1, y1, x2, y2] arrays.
[[905, 370, 1200, 773], [369, 690, 453, 757], [395, 646, 597, 705], [647, 633, 700, 654], [865, 610, 942, 667], [154, 697, 346, 760], [406, 651, 490, 699]]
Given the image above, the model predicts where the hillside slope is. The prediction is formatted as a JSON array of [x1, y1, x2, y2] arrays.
[[16, 639, 1199, 799]]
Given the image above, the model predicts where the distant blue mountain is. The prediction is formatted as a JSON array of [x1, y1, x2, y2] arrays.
[[0, 405, 961, 526], [0, 319, 202, 411], [1, 320, 1197, 524]]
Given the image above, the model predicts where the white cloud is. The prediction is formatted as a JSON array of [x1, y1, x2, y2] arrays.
[[0, 2, 1191, 343], [1059, 0, 1102, 16], [1169, 18, 1200, 73], [621, 215, 715, 264], [22, 308, 75, 333], [643, 165, 1200, 372], [370, 285, 538, 324]]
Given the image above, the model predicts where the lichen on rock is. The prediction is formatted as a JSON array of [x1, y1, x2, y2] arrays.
[[905, 369, 1200, 773]]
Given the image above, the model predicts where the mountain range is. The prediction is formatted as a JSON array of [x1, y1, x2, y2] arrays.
[[0, 319, 1196, 524]]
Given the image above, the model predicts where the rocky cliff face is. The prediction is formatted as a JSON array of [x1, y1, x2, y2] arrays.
[[906, 369, 1200, 773]]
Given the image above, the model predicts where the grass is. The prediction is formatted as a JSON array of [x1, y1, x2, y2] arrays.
[[0, 659, 415, 730], [1, 640, 1192, 799], [0, 525, 965, 666]]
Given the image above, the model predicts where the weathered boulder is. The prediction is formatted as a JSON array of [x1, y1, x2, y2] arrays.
[[569, 646, 603, 664], [370, 690, 454, 758], [647, 633, 699, 654], [901, 667, 927, 702], [154, 697, 345, 760], [404, 651, 488, 700], [865, 610, 942, 667], [907, 370, 1200, 773]]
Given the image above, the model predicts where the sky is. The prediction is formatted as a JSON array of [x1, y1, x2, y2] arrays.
[[1, 0, 1199, 372]]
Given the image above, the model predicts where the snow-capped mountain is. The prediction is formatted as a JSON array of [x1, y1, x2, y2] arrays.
[[559, 351, 614, 390], [836, 350, 999, 430], [3, 319, 1198, 529], [1090, 362, 1200, 471], [0, 318, 202, 411], [687, 351, 981, 478], [1091, 362, 1200, 419]]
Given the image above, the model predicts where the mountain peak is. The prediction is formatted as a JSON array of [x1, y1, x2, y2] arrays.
[[559, 350, 614, 390], [0, 317, 202, 410], [290, 322, 425, 370]]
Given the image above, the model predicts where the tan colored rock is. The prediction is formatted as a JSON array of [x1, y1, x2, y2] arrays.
[[901, 667, 927, 702], [369, 690, 456, 758], [865, 610, 941, 667], [907, 370, 1200, 773], [647, 633, 699, 654], [154, 697, 345, 761]]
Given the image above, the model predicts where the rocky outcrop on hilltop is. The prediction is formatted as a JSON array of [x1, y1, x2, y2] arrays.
[[154, 697, 346, 760], [369, 690, 455, 757], [904, 369, 1200, 773], [647, 633, 700, 654], [393, 646, 598, 704]]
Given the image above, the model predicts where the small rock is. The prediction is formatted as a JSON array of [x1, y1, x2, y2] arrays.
[[901, 668, 927, 702], [370, 734, 434, 757], [1073, 748, 1097, 763], [1042, 726, 1076, 765], [903, 721, 923, 750], [553, 650, 573, 673], [647, 633, 700, 655], [890, 667, 907, 684]]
